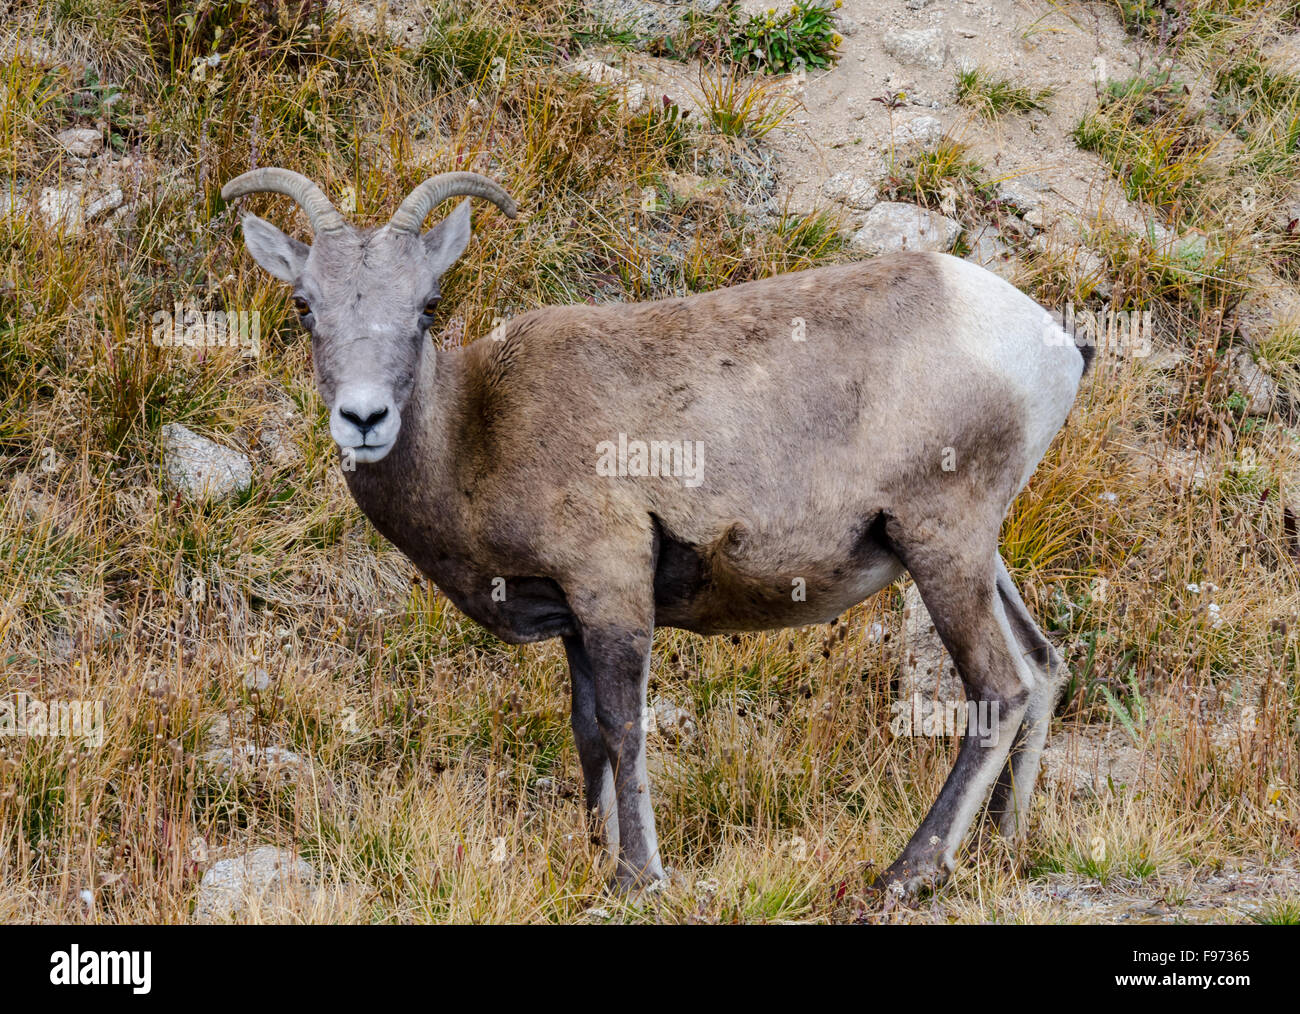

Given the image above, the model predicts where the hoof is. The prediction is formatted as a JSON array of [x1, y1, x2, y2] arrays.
[[871, 857, 950, 907], [609, 862, 670, 898]]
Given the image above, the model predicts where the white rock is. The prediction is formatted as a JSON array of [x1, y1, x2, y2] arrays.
[[569, 59, 647, 113], [821, 171, 881, 210], [194, 846, 316, 923], [1030, 233, 1112, 299], [849, 202, 961, 255], [161, 423, 253, 502], [1231, 352, 1278, 416], [56, 127, 102, 158], [257, 425, 298, 469], [966, 231, 1017, 281], [36, 184, 124, 234], [889, 115, 944, 152], [85, 185, 123, 221], [37, 187, 82, 230], [200, 742, 305, 780], [651, 696, 698, 746], [1040, 730, 1154, 797], [996, 176, 1046, 217], [898, 583, 964, 705], [1, 186, 25, 219], [883, 28, 947, 70], [583, 0, 727, 41]]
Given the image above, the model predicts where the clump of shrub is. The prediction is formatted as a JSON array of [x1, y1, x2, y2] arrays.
[[955, 66, 1053, 119], [728, 2, 841, 76]]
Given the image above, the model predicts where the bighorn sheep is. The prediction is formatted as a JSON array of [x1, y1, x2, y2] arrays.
[[223, 167, 1090, 897]]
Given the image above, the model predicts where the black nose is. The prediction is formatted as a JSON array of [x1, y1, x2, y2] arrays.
[[340, 406, 389, 435]]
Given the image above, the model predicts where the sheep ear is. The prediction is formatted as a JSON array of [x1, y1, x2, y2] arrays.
[[422, 199, 472, 278], [240, 214, 309, 282]]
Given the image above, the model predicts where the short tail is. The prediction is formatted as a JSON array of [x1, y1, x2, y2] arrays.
[[1077, 340, 1095, 376]]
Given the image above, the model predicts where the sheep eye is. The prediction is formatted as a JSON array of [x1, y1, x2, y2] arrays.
[[421, 299, 440, 317], [292, 296, 311, 316]]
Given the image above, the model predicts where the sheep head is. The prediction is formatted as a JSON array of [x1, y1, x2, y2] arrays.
[[222, 168, 516, 464]]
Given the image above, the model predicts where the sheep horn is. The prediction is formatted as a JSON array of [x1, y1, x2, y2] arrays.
[[388, 172, 517, 233], [220, 168, 347, 234]]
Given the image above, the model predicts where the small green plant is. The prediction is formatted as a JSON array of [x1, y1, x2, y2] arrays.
[[699, 66, 794, 138], [1104, 70, 1186, 124], [885, 139, 991, 215], [728, 2, 841, 76], [1254, 327, 1300, 376], [1099, 666, 1147, 744], [1251, 898, 1300, 924], [627, 97, 692, 168], [955, 67, 1053, 119]]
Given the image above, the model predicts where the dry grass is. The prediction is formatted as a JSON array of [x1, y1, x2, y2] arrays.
[[0, 0, 1297, 923]]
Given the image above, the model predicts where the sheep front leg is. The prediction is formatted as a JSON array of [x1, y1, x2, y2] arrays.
[[563, 634, 618, 853], [580, 623, 665, 890]]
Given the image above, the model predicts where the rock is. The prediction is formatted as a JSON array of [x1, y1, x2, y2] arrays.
[[37, 187, 81, 230], [254, 403, 302, 469], [1169, 230, 1210, 263], [326, 0, 430, 42], [651, 696, 698, 746], [194, 846, 316, 923], [85, 185, 124, 220], [584, 0, 728, 42], [1231, 352, 1278, 416], [664, 172, 729, 206], [1263, 32, 1300, 78], [966, 231, 1017, 281], [837, 15, 859, 36], [849, 201, 961, 255], [55, 127, 102, 158], [1030, 232, 1112, 299], [1, 185, 24, 218], [1236, 269, 1300, 341], [905, 0, 935, 7], [821, 170, 882, 210], [1136, 216, 1174, 249], [886, 115, 944, 153], [0, 36, 64, 66], [883, 28, 947, 70], [200, 742, 306, 781], [898, 583, 963, 705], [568, 59, 648, 112], [203, 712, 242, 750], [1128, 445, 1208, 493], [36, 184, 124, 234], [1143, 347, 1187, 373], [161, 423, 253, 502], [1039, 729, 1154, 798], [996, 175, 1046, 217], [257, 425, 298, 469]]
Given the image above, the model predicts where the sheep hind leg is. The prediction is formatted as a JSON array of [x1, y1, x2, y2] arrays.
[[876, 530, 1036, 900], [983, 557, 1066, 839]]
